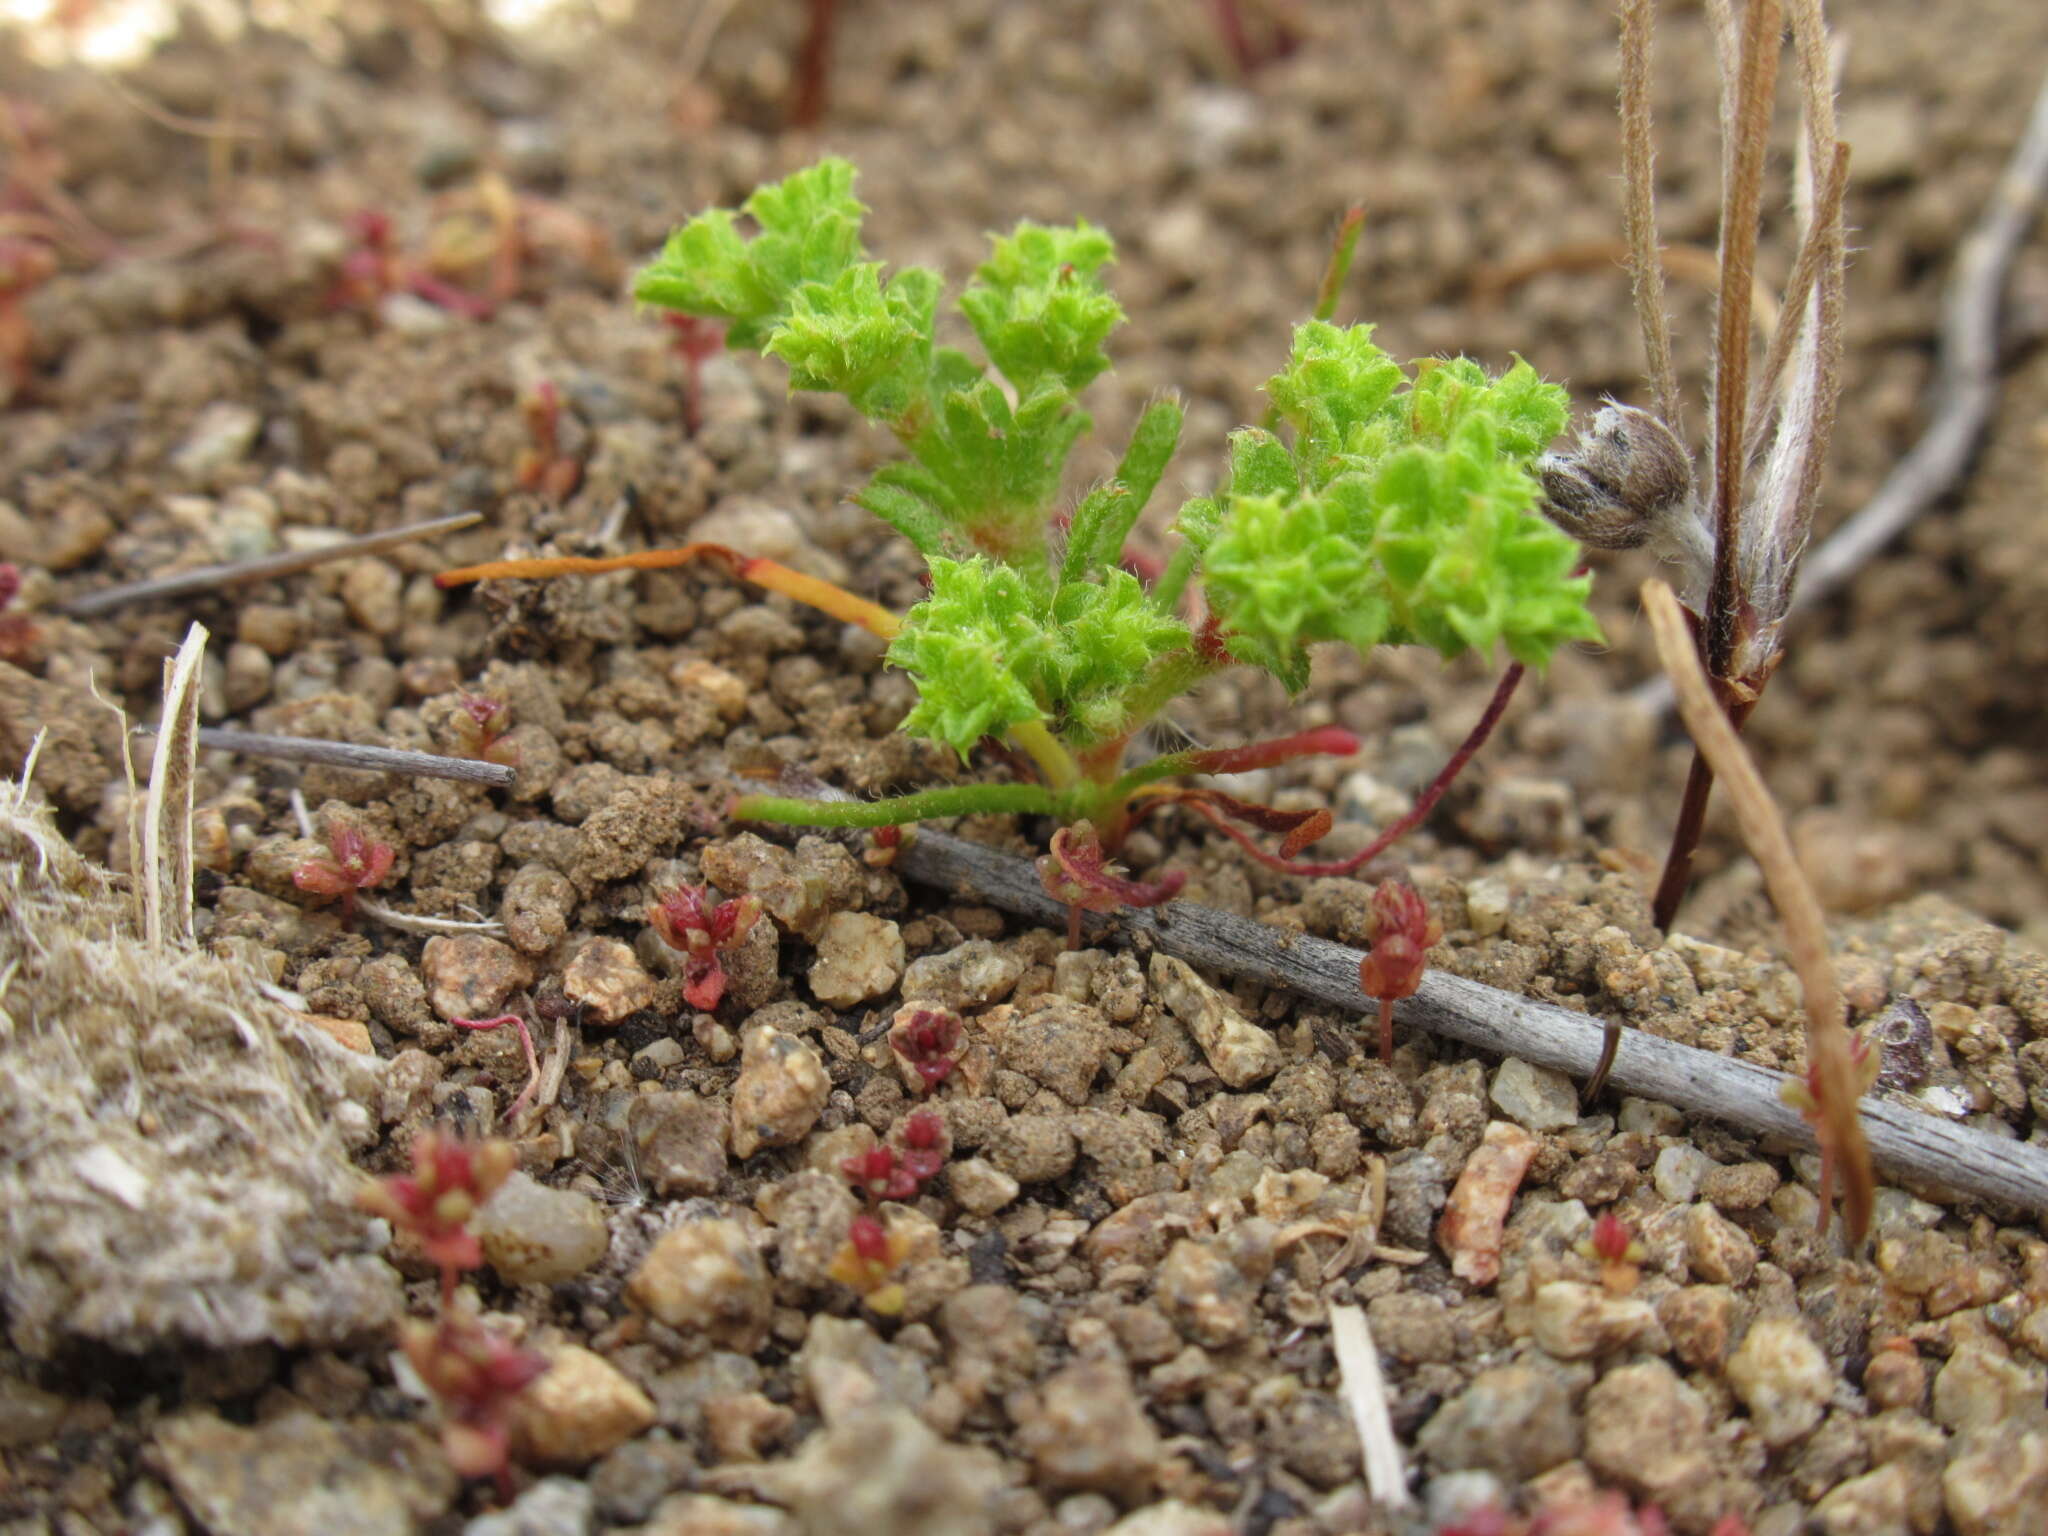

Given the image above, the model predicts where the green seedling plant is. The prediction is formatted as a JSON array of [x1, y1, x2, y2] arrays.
[[438, 158, 1602, 938]]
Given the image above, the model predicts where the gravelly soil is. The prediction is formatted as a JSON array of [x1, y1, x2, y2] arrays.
[[0, 3, 2045, 1534]]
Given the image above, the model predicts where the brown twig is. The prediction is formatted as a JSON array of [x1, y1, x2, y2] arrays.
[[1642, 576, 1873, 1240], [889, 827, 2048, 1217], [1620, 0, 1680, 429], [138, 727, 516, 789], [62, 512, 483, 617]]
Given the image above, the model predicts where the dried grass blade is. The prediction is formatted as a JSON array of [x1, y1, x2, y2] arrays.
[[141, 623, 207, 956], [1705, 0, 1783, 677], [1642, 577, 1873, 1239], [1620, 0, 1681, 427], [1329, 1305, 1413, 1512]]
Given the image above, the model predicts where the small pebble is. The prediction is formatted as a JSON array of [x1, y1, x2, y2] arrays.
[[627, 1220, 773, 1352], [947, 1158, 1020, 1216], [1488, 1057, 1578, 1132], [1727, 1316, 1833, 1447], [474, 1173, 609, 1286], [902, 939, 1026, 1009], [1149, 954, 1281, 1088], [421, 935, 532, 1021], [562, 938, 656, 1025], [729, 1024, 830, 1159], [628, 1092, 729, 1199], [513, 1346, 655, 1468], [463, 1476, 594, 1536], [1653, 1143, 1713, 1203], [808, 912, 905, 1009]]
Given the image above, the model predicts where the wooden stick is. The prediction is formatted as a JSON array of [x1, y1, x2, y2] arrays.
[[1330, 1305, 1414, 1513], [61, 512, 483, 617], [136, 726, 515, 788], [891, 827, 2048, 1217]]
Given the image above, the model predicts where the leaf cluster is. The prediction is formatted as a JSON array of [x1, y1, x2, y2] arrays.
[[636, 160, 1600, 764]]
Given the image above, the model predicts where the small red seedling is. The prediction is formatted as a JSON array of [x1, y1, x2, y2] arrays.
[[1779, 1027, 1881, 1238], [0, 562, 34, 662], [863, 822, 905, 869], [453, 1014, 542, 1126], [400, 1309, 550, 1504], [649, 884, 763, 1010], [1576, 1211, 1648, 1294], [514, 380, 582, 501], [827, 1209, 914, 1316], [1036, 821, 1187, 951], [892, 1108, 950, 1184], [450, 692, 518, 766], [325, 208, 494, 322], [889, 1008, 963, 1094], [0, 235, 56, 399], [662, 313, 724, 436], [357, 1128, 519, 1309], [840, 1144, 922, 1204], [292, 820, 395, 920], [1357, 878, 1441, 1062], [829, 1109, 948, 1315]]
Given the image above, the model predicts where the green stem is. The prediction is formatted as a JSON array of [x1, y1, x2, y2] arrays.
[[733, 783, 1056, 827], [1150, 541, 1199, 614], [1111, 648, 1219, 742]]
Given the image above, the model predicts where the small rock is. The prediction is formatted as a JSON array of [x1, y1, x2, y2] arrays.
[[1582, 1359, 1715, 1506], [513, 1345, 656, 1468], [1017, 1359, 1160, 1499], [702, 1392, 794, 1464], [421, 935, 532, 1021], [1863, 1344, 1926, 1412], [628, 1220, 772, 1352], [464, 1476, 595, 1536], [1932, 1344, 2047, 1434], [501, 864, 577, 955], [947, 1158, 1020, 1216], [1437, 1120, 1539, 1286], [1684, 1202, 1759, 1286], [998, 997, 1110, 1106], [642, 1493, 791, 1536], [1943, 1423, 2048, 1536], [984, 1113, 1077, 1185], [671, 659, 750, 723], [153, 1410, 456, 1536], [1699, 1161, 1780, 1210], [1488, 1058, 1578, 1132], [901, 939, 1025, 1009], [1464, 876, 1511, 938], [1814, 1462, 1913, 1536], [474, 1173, 609, 1285], [562, 938, 656, 1025], [1528, 1281, 1666, 1360], [808, 913, 905, 1009], [699, 833, 867, 941], [1658, 1284, 1735, 1370], [1727, 1317, 1833, 1447], [1464, 776, 1580, 852], [340, 559, 404, 636], [634, 1038, 687, 1074], [629, 1092, 729, 1198], [1618, 1098, 1684, 1137], [1149, 954, 1281, 1088], [761, 1402, 1001, 1536], [1155, 1238, 1261, 1348], [729, 1025, 830, 1158], [1416, 1363, 1578, 1481], [799, 1314, 931, 1415], [1653, 1144, 1714, 1203], [173, 402, 262, 479]]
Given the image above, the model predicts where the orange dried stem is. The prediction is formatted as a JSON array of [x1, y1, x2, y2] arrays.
[[436, 541, 902, 639], [1644, 578, 1873, 1242]]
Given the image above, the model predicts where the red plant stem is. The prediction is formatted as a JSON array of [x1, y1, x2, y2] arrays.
[[1281, 661, 1525, 879], [1649, 687, 1760, 931], [788, 0, 840, 128]]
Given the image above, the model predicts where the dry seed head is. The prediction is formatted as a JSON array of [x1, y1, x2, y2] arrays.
[[1540, 401, 1713, 602]]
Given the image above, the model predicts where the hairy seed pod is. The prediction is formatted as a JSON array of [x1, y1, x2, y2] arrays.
[[1537, 401, 1695, 550]]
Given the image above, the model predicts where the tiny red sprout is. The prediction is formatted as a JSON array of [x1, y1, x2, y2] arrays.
[[293, 820, 395, 919], [400, 1310, 549, 1503], [889, 1007, 963, 1093], [895, 1109, 950, 1184], [649, 885, 763, 1011], [1578, 1211, 1648, 1294], [358, 1128, 519, 1307], [1590, 1211, 1634, 1264], [841, 1145, 920, 1204], [0, 561, 33, 663], [1036, 822, 1186, 950], [452, 1013, 541, 1125], [1705, 1518, 1750, 1536], [1435, 1508, 1514, 1536], [1357, 878, 1442, 1062], [515, 380, 582, 501], [451, 692, 517, 766], [0, 235, 58, 397], [828, 1209, 912, 1315], [662, 313, 725, 435], [864, 822, 906, 869]]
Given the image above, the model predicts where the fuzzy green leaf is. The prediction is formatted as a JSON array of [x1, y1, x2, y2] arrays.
[[888, 559, 1190, 756], [1264, 321, 1405, 487], [634, 158, 873, 350], [960, 221, 1124, 396], [1063, 395, 1184, 582]]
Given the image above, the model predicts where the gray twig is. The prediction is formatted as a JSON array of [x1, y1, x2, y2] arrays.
[[1634, 65, 2048, 717], [137, 726, 515, 788], [894, 827, 2048, 1218], [61, 512, 483, 618]]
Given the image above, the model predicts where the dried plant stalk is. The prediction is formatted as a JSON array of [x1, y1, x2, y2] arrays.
[[1330, 1305, 1413, 1512], [1643, 577, 1872, 1240], [1619, 0, 1680, 427]]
